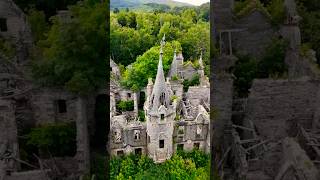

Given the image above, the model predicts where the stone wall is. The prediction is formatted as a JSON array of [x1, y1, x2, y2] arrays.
[[31, 89, 78, 125], [245, 78, 319, 140], [4, 170, 49, 180], [212, 74, 233, 148], [233, 11, 275, 59], [186, 86, 209, 106]]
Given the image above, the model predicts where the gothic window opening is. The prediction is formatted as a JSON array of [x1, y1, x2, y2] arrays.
[[0, 18, 7, 32], [161, 114, 164, 121], [196, 125, 202, 138], [194, 143, 200, 149], [177, 144, 184, 151], [134, 130, 140, 140], [117, 150, 124, 156], [159, 139, 164, 148], [135, 148, 142, 155], [56, 99, 67, 113], [160, 92, 166, 106], [178, 126, 184, 135], [114, 129, 122, 143]]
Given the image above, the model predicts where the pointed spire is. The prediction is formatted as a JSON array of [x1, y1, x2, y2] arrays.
[[168, 48, 178, 78], [149, 35, 170, 111]]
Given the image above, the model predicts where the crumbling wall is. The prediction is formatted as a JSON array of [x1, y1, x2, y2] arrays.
[[31, 89, 78, 125], [245, 78, 319, 139], [275, 138, 319, 180], [212, 74, 233, 149], [233, 11, 275, 59]]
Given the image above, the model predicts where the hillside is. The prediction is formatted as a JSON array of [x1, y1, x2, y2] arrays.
[[110, 0, 193, 9]]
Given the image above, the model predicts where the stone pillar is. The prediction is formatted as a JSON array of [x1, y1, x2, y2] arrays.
[[76, 97, 90, 175], [133, 92, 139, 116], [0, 99, 19, 173]]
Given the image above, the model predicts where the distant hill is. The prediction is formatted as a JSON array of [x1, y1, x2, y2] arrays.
[[110, 0, 194, 10]]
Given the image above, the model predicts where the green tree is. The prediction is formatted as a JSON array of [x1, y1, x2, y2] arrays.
[[32, 0, 107, 95], [27, 8, 49, 43], [121, 41, 181, 91]]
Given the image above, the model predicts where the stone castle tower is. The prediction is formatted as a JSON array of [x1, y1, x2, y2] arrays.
[[145, 35, 176, 163]]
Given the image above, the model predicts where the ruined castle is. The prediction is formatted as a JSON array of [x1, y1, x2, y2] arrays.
[[213, 0, 320, 179], [109, 36, 210, 163]]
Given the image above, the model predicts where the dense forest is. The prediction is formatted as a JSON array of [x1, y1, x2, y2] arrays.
[[111, 3, 210, 91]]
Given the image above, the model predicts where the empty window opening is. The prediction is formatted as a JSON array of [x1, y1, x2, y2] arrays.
[[160, 92, 166, 105], [173, 90, 176, 95], [135, 148, 142, 155], [56, 100, 67, 113], [160, 114, 165, 120], [159, 139, 164, 148], [178, 126, 184, 134], [194, 143, 200, 149], [127, 93, 131, 98], [134, 130, 140, 140], [177, 144, 184, 151], [0, 18, 7, 32], [117, 150, 124, 156], [147, 135, 150, 143]]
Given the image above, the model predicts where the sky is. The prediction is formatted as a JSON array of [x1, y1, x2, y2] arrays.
[[174, 0, 210, 6]]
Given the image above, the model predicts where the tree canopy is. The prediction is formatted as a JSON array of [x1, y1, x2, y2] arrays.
[[31, 0, 108, 95], [110, 150, 210, 180], [111, 7, 209, 91]]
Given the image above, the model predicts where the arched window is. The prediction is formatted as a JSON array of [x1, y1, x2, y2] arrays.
[[160, 92, 166, 106]]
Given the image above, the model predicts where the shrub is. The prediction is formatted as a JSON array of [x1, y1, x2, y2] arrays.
[[233, 54, 258, 97], [257, 38, 288, 78], [267, 0, 286, 25], [183, 74, 200, 92], [26, 122, 76, 157], [116, 100, 134, 112], [138, 110, 145, 122]]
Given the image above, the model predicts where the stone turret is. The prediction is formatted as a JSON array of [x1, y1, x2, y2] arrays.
[[148, 35, 171, 112], [168, 49, 178, 78], [146, 35, 176, 163]]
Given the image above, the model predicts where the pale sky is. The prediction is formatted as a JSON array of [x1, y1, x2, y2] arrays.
[[174, 0, 210, 6]]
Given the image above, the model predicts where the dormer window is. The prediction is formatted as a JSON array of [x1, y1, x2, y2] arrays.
[[0, 18, 7, 32], [134, 130, 140, 140], [160, 114, 164, 121]]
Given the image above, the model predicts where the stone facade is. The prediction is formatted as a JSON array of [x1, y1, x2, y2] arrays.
[[109, 36, 210, 163]]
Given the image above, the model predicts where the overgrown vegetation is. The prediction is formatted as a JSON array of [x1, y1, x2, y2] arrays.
[[110, 149, 210, 180], [234, 0, 285, 26], [183, 74, 200, 92], [26, 122, 77, 157], [233, 38, 288, 97], [138, 110, 145, 122], [0, 37, 16, 59], [30, 0, 107, 95], [116, 100, 134, 112], [297, 0, 320, 64]]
